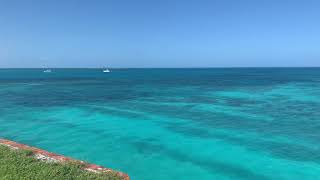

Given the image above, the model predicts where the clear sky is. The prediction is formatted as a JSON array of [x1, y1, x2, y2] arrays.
[[0, 0, 319, 68]]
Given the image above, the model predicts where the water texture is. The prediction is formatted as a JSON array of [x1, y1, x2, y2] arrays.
[[0, 68, 320, 180]]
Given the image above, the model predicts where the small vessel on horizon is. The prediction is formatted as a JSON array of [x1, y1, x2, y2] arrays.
[[103, 68, 110, 73], [43, 69, 52, 73]]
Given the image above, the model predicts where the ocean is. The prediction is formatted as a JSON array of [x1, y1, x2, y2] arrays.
[[0, 68, 320, 179]]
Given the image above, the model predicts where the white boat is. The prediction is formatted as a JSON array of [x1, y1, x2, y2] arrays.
[[43, 69, 52, 73], [103, 69, 110, 73]]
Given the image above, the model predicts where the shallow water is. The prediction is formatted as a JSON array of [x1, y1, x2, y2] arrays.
[[1, 68, 320, 180]]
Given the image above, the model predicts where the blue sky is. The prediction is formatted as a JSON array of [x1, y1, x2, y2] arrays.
[[0, 0, 319, 68]]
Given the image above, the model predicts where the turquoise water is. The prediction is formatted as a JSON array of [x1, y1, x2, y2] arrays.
[[1, 68, 320, 179]]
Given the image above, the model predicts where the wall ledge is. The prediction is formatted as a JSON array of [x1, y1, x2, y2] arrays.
[[0, 138, 129, 180]]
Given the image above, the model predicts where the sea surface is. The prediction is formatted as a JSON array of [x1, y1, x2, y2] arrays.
[[1, 68, 320, 180]]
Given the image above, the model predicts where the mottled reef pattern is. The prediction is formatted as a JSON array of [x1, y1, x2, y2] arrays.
[[1, 68, 320, 180]]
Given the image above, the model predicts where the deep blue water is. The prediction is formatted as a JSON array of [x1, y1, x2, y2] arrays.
[[1, 68, 320, 179]]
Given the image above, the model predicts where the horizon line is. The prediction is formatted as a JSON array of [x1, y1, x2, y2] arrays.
[[0, 66, 320, 69]]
